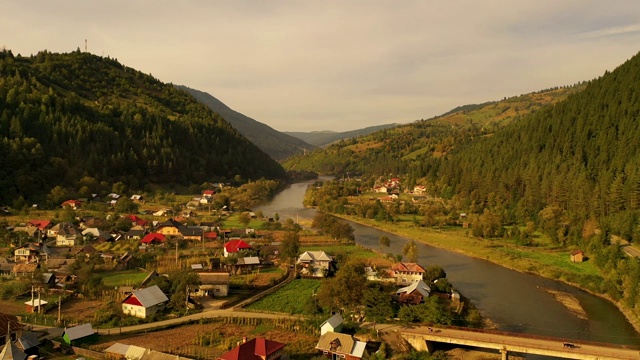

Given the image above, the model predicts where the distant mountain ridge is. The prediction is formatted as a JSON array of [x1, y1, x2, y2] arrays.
[[285, 123, 399, 147], [177, 86, 315, 160]]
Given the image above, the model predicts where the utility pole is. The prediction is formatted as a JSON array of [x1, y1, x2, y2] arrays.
[[175, 242, 179, 268], [37, 288, 41, 314], [57, 294, 62, 325]]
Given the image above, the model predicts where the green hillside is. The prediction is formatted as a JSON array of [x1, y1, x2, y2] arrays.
[[177, 85, 315, 160], [0, 49, 285, 206], [283, 84, 584, 176]]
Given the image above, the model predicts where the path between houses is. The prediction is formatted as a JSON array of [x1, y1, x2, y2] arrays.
[[28, 268, 300, 337]]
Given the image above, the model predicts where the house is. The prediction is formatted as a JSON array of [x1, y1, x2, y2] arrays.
[[223, 239, 252, 257], [315, 332, 366, 360], [396, 280, 431, 305], [217, 337, 285, 360], [42, 273, 56, 287], [156, 218, 203, 241], [413, 186, 427, 195], [236, 257, 260, 274], [62, 323, 97, 345], [52, 223, 81, 247], [320, 314, 343, 335], [0, 259, 13, 276], [13, 243, 50, 263], [297, 251, 333, 277], [202, 190, 215, 199], [104, 343, 191, 360], [0, 313, 23, 346], [82, 228, 112, 241], [153, 209, 173, 217], [194, 272, 230, 297], [122, 285, 169, 318], [61, 199, 81, 210], [373, 185, 388, 194], [104, 343, 148, 360], [12, 263, 38, 278], [390, 262, 426, 285], [125, 215, 148, 227], [141, 233, 165, 245], [130, 195, 144, 203], [16, 332, 39, 357], [75, 244, 97, 257], [570, 250, 584, 263], [125, 227, 147, 241]]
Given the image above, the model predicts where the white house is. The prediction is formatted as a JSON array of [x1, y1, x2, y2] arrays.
[[320, 313, 344, 335], [297, 251, 333, 277], [121, 285, 169, 318]]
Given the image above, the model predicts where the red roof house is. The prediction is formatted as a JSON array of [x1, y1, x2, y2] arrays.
[[224, 239, 251, 257], [391, 262, 426, 285], [28, 220, 51, 230], [125, 215, 148, 227], [141, 233, 165, 245], [61, 200, 81, 209], [217, 337, 285, 360]]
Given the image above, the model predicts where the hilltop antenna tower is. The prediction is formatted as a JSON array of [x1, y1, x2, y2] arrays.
[[85, 39, 87, 52]]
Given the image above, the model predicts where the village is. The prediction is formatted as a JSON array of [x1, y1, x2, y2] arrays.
[[0, 184, 472, 360]]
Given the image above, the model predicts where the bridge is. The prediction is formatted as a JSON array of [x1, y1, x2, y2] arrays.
[[399, 325, 640, 360]]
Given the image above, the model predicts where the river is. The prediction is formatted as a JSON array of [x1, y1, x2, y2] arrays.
[[255, 179, 640, 351]]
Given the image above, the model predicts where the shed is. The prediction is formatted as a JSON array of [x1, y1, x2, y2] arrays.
[[320, 313, 344, 335], [24, 299, 48, 314], [62, 323, 97, 345], [570, 250, 584, 263]]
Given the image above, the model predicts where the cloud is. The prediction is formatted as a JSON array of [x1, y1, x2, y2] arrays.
[[1, 1, 640, 131]]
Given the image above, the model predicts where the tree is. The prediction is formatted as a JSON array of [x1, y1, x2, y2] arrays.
[[363, 282, 396, 328], [316, 259, 367, 311], [274, 213, 280, 222], [115, 197, 139, 214], [424, 265, 446, 283], [379, 235, 391, 250], [403, 240, 419, 263], [280, 231, 300, 264], [238, 212, 251, 227]]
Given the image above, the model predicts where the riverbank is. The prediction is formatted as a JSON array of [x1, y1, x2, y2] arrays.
[[330, 213, 640, 335]]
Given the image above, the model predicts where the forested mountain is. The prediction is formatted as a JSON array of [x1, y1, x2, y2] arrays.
[[177, 86, 315, 160], [0, 49, 286, 207], [285, 123, 399, 147], [283, 84, 584, 176], [437, 53, 640, 241]]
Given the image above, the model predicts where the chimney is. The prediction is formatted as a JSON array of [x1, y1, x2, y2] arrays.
[[242, 336, 247, 344]]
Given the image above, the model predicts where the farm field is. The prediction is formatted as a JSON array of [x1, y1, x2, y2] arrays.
[[101, 270, 150, 288], [245, 279, 321, 314]]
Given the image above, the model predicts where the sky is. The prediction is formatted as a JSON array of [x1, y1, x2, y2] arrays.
[[2, 1, 640, 132]]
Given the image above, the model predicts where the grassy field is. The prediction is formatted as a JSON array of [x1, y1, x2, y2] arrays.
[[245, 279, 321, 314], [338, 214, 605, 289], [100, 269, 150, 287]]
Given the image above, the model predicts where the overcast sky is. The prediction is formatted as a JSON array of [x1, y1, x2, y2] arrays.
[[2, 1, 639, 132]]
